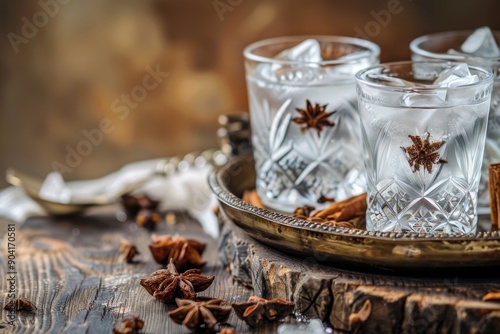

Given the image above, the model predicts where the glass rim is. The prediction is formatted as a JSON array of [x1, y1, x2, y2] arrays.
[[355, 61, 494, 93], [243, 35, 380, 66], [410, 30, 500, 62]]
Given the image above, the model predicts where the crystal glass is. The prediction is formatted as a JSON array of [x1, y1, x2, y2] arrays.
[[244, 36, 380, 212], [356, 62, 493, 234], [410, 30, 500, 214]]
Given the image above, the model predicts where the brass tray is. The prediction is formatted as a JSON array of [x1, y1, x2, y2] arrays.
[[209, 154, 500, 271]]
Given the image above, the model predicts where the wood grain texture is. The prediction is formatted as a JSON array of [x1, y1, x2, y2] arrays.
[[490, 163, 500, 228], [0, 208, 274, 334], [3, 205, 500, 334], [218, 211, 500, 334]]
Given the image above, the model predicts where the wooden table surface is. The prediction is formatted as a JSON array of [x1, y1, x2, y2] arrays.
[[3, 205, 500, 334], [0, 206, 284, 334]]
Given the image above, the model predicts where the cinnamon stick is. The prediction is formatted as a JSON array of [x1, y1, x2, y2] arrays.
[[242, 190, 265, 209], [242, 190, 367, 227], [490, 163, 500, 228], [311, 193, 367, 221]]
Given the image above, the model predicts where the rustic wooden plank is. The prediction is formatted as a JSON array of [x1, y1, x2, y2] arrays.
[[218, 210, 500, 332], [333, 286, 409, 333], [456, 300, 500, 333], [401, 294, 459, 334], [0, 209, 265, 334]]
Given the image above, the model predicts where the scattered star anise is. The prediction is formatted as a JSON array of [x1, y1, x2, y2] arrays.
[[292, 99, 336, 135], [401, 133, 448, 173], [121, 193, 162, 230], [136, 209, 161, 230], [119, 241, 139, 263], [232, 296, 294, 328], [113, 315, 144, 334], [293, 205, 316, 218], [168, 297, 232, 332], [3, 298, 37, 312], [149, 234, 206, 270], [317, 194, 335, 204], [140, 259, 214, 303], [121, 194, 159, 217]]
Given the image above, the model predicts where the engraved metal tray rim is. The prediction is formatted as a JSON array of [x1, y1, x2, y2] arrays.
[[210, 154, 500, 241], [209, 154, 500, 270]]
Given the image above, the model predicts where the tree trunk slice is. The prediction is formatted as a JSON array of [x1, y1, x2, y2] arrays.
[[218, 211, 500, 333]]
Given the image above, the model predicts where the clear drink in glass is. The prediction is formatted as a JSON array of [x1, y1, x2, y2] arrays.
[[410, 30, 500, 214], [244, 36, 380, 212], [356, 62, 494, 234]]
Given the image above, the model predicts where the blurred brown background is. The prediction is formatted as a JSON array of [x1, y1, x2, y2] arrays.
[[1, 0, 499, 186]]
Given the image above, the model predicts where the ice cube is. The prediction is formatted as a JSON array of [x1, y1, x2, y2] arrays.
[[270, 39, 325, 84], [368, 73, 437, 108], [258, 39, 370, 84], [337, 50, 372, 61], [433, 63, 479, 88], [401, 92, 447, 107], [277, 319, 326, 334], [461, 27, 500, 57], [254, 39, 323, 84], [400, 64, 478, 106], [276, 39, 322, 62], [367, 73, 421, 87], [275, 65, 325, 83]]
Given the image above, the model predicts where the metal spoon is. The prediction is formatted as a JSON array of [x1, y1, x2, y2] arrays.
[[6, 168, 91, 215], [5, 160, 169, 216]]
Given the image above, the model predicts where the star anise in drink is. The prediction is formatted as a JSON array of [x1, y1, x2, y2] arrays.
[[292, 100, 336, 135], [168, 297, 232, 332], [113, 315, 144, 334], [401, 133, 448, 173], [140, 259, 214, 303], [232, 296, 294, 328], [3, 297, 37, 312], [149, 234, 206, 270]]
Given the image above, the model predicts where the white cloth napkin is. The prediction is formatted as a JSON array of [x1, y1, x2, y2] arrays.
[[0, 160, 220, 238]]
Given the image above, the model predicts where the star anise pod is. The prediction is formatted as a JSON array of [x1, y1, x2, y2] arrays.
[[292, 99, 336, 135], [140, 259, 214, 303], [401, 133, 448, 173], [317, 194, 335, 204], [119, 241, 139, 263], [3, 298, 37, 312], [168, 297, 232, 332], [113, 315, 144, 334], [149, 234, 206, 270], [293, 205, 316, 218], [136, 209, 161, 230], [232, 296, 294, 328], [121, 194, 159, 217]]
